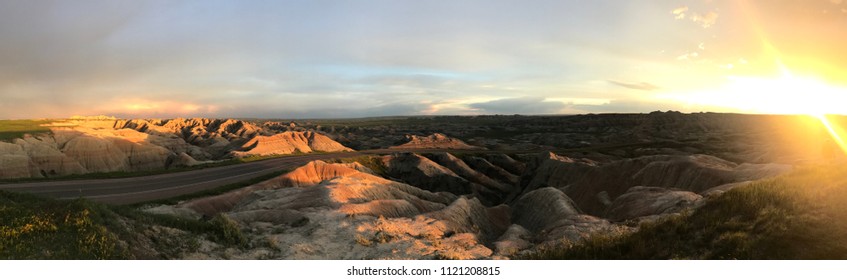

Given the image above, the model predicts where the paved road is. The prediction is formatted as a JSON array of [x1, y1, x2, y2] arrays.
[[0, 152, 367, 205], [0, 148, 511, 205]]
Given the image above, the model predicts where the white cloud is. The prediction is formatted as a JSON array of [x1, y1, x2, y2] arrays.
[[691, 11, 719, 28], [672, 6, 689, 19], [676, 52, 699, 61]]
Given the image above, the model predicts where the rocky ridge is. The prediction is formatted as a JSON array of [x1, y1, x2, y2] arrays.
[[0, 118, 352, 179], [390, 133, 484, 150], [149, 149, 790, 259]]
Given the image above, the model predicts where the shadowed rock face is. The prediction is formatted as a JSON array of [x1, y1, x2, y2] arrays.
[[605, 186, 703, 222], [425, 152, 516, 205], [483, 153, 526, 175], [520, 152, 793, 216], [382, 152, 476, 195], [151, 143, 796, 259], [509, 187, 622, 244]]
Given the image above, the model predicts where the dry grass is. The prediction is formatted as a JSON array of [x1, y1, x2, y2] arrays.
[[522, 164, 847, 259]]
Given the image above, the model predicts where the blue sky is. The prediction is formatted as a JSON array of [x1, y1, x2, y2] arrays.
[[1, 0, 845, 118]]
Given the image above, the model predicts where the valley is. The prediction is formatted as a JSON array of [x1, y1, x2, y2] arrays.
[[1, 112, 845, 259]]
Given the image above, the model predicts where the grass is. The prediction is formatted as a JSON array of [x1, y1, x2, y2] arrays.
[[0, 190, 251, 259], [329, 156, 388, 177], [0, 119, 55, 141], [521, 164, 847, 259], [0, 164, 292, 258], [0, 191, 128, 259]]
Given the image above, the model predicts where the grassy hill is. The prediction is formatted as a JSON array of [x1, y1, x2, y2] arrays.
[[0, 191, 246, 259], [0, 119, 54, 141], [522, 163, 847, 259]]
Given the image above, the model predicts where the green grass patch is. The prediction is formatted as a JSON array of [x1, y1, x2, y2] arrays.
[[329, 156, 388, 177], [0, 191, 129, 259], [521, 164, 847, 259], [0, 119, 55, 141], [0, 189, 256, 259]]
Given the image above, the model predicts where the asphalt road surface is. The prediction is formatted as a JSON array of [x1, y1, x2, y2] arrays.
[[0, 148, 510, 205], [0, 152, 368, 205]]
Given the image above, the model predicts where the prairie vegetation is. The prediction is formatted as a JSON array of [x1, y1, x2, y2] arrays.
[[522, 164, 847, 259], [0, 119, 54, 141]]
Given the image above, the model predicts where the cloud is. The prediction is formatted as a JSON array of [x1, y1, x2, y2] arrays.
[[676, 52, 699, 61], [567, 99, 682, 114], [468, 97, 566, 114], [691, 11, 719, 28], [672, 6, 689, 19], [607, 80, 660, 91], [671, 6, 718, 28]]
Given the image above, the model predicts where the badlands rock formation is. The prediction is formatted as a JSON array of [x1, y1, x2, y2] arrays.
[[605, 186, 703, 222], [520, 152, 792, 216], [390, 133, 483, 150], [0, 118, 352, 179], [234, 131, 352, 157], [179, 160, 509, 259], [151, 149, 790, 259]]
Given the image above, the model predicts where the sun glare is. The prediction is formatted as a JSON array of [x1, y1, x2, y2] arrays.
[[674, 68, 847, 157], [681, 74, 847, 115], [817, 114, 847, 156]]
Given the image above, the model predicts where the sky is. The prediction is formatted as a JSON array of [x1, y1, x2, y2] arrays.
[[1, 0, 846, 119]]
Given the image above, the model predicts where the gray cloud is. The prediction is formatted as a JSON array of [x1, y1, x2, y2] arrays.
[[568, 99, 674, 113], [468, 97, 565, 115], [607, 80, 660, 91]]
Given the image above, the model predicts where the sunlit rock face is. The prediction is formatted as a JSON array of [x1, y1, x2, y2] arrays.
[[390, 133, 484, 150], [115, 134, 802, 259], [0, 118, 353, 179], [163, 147, 797, 259], [233, 131, 352, 157]]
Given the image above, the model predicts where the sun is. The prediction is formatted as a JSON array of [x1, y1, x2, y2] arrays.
[[681, 74, 847, 116], [675, 69, 847, 156]]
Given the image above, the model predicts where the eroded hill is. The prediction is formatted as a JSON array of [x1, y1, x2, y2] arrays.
[[0, 118, 352, 179], [138, 148, 793, 259]]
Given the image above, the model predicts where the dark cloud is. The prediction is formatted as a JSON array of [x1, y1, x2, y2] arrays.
[[469, 97, 565, 114], [607, 80, 660, 91]]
